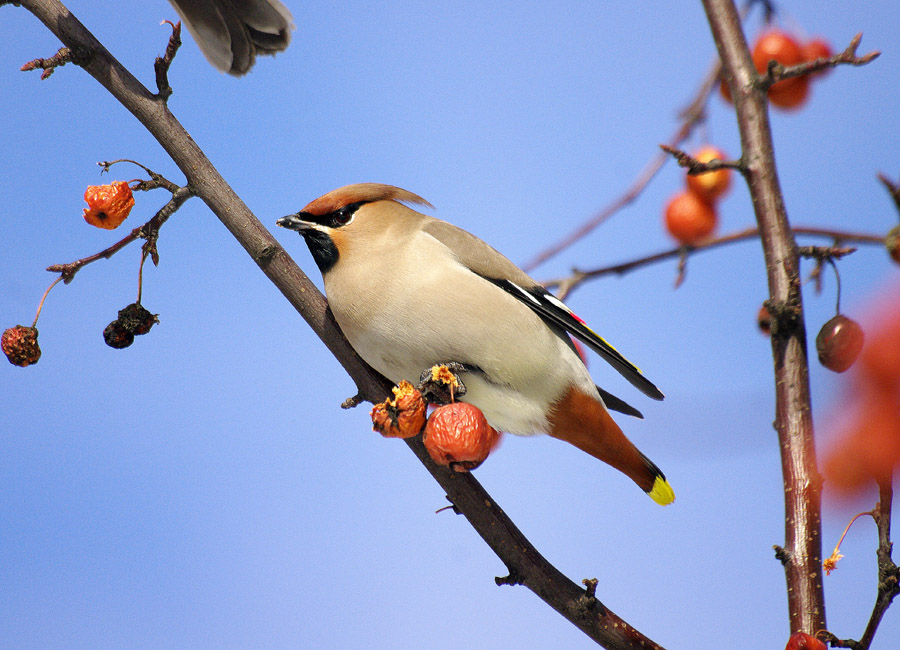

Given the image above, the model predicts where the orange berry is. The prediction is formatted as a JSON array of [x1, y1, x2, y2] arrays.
[[859, 309, 900, 391], [767, 75, 810, 110], [664, 191, 718, 246], [752, 29, 810, 110], [2, 325, 41, 367], [718, 77, 733, 104], [801, 38, 833, 77], [83, 181, 134, 230], [685, 146, 732, 202], [370, 380, 427, 439], [423, 402, 499, 472]]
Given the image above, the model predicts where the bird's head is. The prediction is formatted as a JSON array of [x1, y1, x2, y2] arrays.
[[277, 183, 433, 273]]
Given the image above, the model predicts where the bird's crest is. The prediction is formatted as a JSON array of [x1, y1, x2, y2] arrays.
[[301, 183, 434, 216]]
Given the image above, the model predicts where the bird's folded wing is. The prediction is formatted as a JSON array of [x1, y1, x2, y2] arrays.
[[421, 219, 664, 401]]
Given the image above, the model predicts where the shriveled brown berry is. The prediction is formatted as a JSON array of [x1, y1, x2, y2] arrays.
[[816, 314, 864, 373], [2, 325, 41, 367], [757, 305, 773, 335], [83, 181, 135, 230], [370, 380, 427, 439], [885, 225, 900, 265], [117, 302, 158, 335], [423, 402, 499, 472], [103, 320, 135, 349], [417, 363, 467, 405]]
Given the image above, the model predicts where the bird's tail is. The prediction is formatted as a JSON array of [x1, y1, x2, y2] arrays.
[[547, 386, 675, 506]]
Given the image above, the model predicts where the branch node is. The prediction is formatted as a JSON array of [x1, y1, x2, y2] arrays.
[[568, 578, 607, 619], [494, 570, 524, 587], [341, 393, 364, 410], [773, 544, 790, 566], [154, 20, 182, 101], [21, 46, 91, 79], [820, 631, 862, 650], [877, 172, 900, 218], [436, 495, 462, 515], [659, 144, 745, 175], [255, 245, 279, 269]]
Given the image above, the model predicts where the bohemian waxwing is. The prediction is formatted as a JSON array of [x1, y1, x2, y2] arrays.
[[167, 0, 294, 75], [277, 183, 675, 505]]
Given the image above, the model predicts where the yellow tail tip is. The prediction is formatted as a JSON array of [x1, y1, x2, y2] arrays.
[[648, 476, 675, 506]]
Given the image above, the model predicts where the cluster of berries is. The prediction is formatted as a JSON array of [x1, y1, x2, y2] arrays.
[[371, 367, 500, 472]]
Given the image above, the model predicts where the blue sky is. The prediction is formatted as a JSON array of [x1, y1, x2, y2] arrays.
[[2, 2, 899, 648]]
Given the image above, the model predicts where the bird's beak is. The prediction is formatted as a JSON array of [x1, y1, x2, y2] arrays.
[[276, 212, 315, 232]]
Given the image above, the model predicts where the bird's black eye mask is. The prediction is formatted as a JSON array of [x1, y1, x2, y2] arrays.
[[303, 201, 369, 229]]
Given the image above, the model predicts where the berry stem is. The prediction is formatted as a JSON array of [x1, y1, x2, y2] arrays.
[[137, 249, 148, 304], [825, 509, 876, 575], [827, 257, 842, 315], [32, 275, 63, 328]]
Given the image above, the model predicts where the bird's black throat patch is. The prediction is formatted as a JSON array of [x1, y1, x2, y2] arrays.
[[301, 228, 339, 273]]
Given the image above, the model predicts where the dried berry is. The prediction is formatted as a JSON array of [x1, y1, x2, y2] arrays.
[[103, 320, 135, 349], [117, 302, 158, 335], [816, 314, 864, 373], [2, 325, 41, 367], [370, 380, 427, 439], [83, 181, 135, 230], [784, 631, 826, 650], [423, 402, 499, 472], [417, 363, 467, 405], [757, 305, 772, 335], [886, 225, 900, 265]]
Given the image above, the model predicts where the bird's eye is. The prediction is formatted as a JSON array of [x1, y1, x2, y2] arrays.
[[330, 202, 364, 228]]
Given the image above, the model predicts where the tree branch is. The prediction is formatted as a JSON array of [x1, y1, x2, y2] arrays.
[[544, 226, 882, 299], [16, 1, 666, 647], [702, 0, 826, 635], [823, 477, 898, 650], [759, 33, 880, 90]]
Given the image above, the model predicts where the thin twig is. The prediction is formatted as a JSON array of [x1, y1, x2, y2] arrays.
[[660, 144, 745, 175], [20, 45, 90, 79], [99, 159, 181, 193], [45, 185, 191, 283], [154, 20, 181, 101], [877, 173, 900, 218], [544, 226, 880, 298], [760, 33, 880, 90]]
